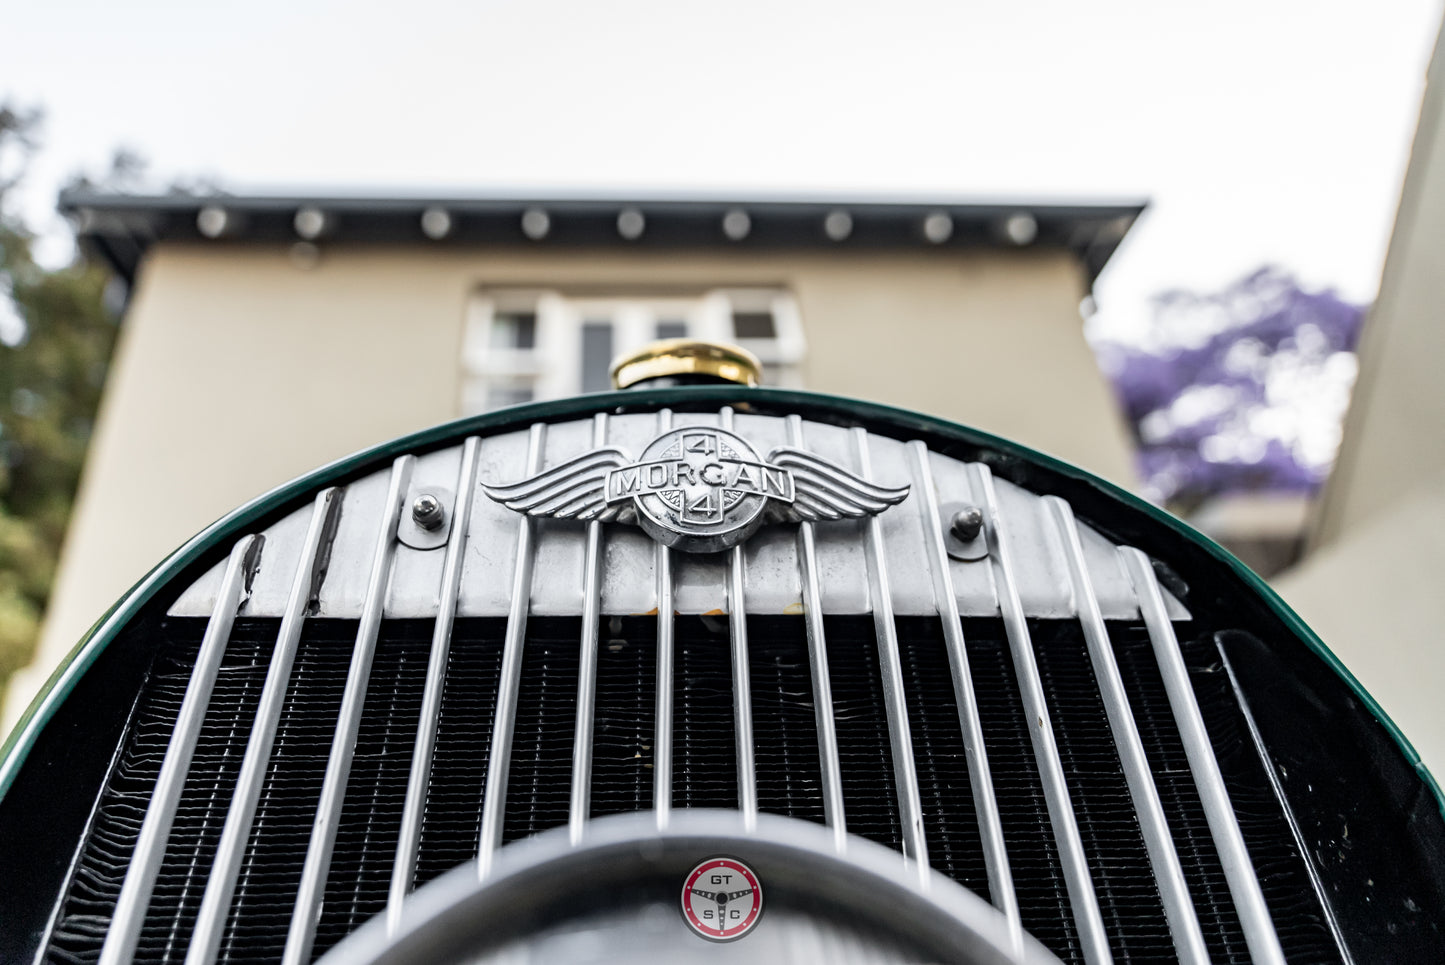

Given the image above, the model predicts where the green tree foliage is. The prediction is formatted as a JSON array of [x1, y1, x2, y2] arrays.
[[0, 105, 119, 693]]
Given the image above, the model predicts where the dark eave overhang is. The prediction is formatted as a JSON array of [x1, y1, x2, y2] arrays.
[[58, 190, 1147, 288]]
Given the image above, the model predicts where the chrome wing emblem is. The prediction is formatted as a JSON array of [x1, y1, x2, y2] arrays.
[[481, 426, 909, 553], [481, 447, 636, 523]]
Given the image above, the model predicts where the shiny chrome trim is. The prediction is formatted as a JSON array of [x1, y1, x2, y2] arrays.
[[387, 438, 483, 932], [172, 413, 1189, 623], [187, 491, 342, 965], [284, 456, 414, 965], [476, 424, 546, 879], [324, 812, 1060, 965], [727, 543, 757, 827], [653, 409, 675, 829], [855, 428, 929, 885], [1122, 547, 1286, 965], [569, 415, 608, 845], [910, 442, 1020, 948], [99, 535, 262, 965], [969, 463, 1112, 965], [788, 415, 847, 851], [1217, 642, 1354, 963], [1047, 499, 1207, 965], [720, 407, 758, 827]]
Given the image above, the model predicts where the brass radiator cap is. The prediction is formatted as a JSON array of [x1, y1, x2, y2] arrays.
[[610, 339, 762, 389]]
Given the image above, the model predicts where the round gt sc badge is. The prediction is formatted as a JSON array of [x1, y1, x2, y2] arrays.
[[681, 856, 763, 941]]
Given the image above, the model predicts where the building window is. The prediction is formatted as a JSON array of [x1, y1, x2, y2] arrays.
[[482, 377, 534, 411], [731, 310, 776, 339], [579, 321, 614, 394], [462, 288, 805, 414], [655, 319, 689, 340], [489, 310, 537, 350]]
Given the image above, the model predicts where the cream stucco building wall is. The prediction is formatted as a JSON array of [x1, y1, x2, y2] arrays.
[[1274, 22, 1445, 777], [1308, 22, 1445, 550], [4, 241, 1133, 727]]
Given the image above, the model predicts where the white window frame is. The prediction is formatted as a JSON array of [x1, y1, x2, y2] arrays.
[[713, 288, 806, 388], [462, 288, 806, 413]]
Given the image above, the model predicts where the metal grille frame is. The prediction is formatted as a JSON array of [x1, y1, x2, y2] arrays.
[[5, 387, 1444, 965]]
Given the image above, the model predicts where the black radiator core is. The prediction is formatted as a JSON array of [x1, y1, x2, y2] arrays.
[[44, 614, 1340, 964], [671, 616, 739, 810], [747, 615, 826, 825], [588, 616, 657, 819]]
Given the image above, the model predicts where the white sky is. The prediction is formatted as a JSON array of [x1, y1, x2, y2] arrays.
[[5, 0, 1442, 344]]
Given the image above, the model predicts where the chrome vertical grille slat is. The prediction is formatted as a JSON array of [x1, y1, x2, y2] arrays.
[[1046, 498, 1208, 965], [387, 438, 483, 932], [968, 462, 1113, 965], [186, 491, 342, 965], [788, 414, 847, 852], [99, 535, 262, 965], [283, 456, 413, 965], [653, 409, 675, 829], [854, 427, 930, 885], [721, 407, 759, 827], [728, 545, 758, 827], [909, 442, 1022, 950], [1121, 546, 1287, 965], [568, 414, 608, 845], [475, 423, 546, 880]]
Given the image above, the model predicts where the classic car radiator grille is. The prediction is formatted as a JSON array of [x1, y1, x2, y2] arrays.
[[42, 413, 1353, 965], [46, 615, 1339, 964]]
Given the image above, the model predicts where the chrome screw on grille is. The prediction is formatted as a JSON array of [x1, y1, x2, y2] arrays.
[[949, 505, 984, 542], [411, 493, 445, 531]]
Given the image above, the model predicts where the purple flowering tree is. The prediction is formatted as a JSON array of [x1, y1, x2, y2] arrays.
[[1094, 268, 1365, 509]]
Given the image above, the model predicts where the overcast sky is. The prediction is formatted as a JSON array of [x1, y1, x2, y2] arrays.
[[5, 0, 1442, 344]]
